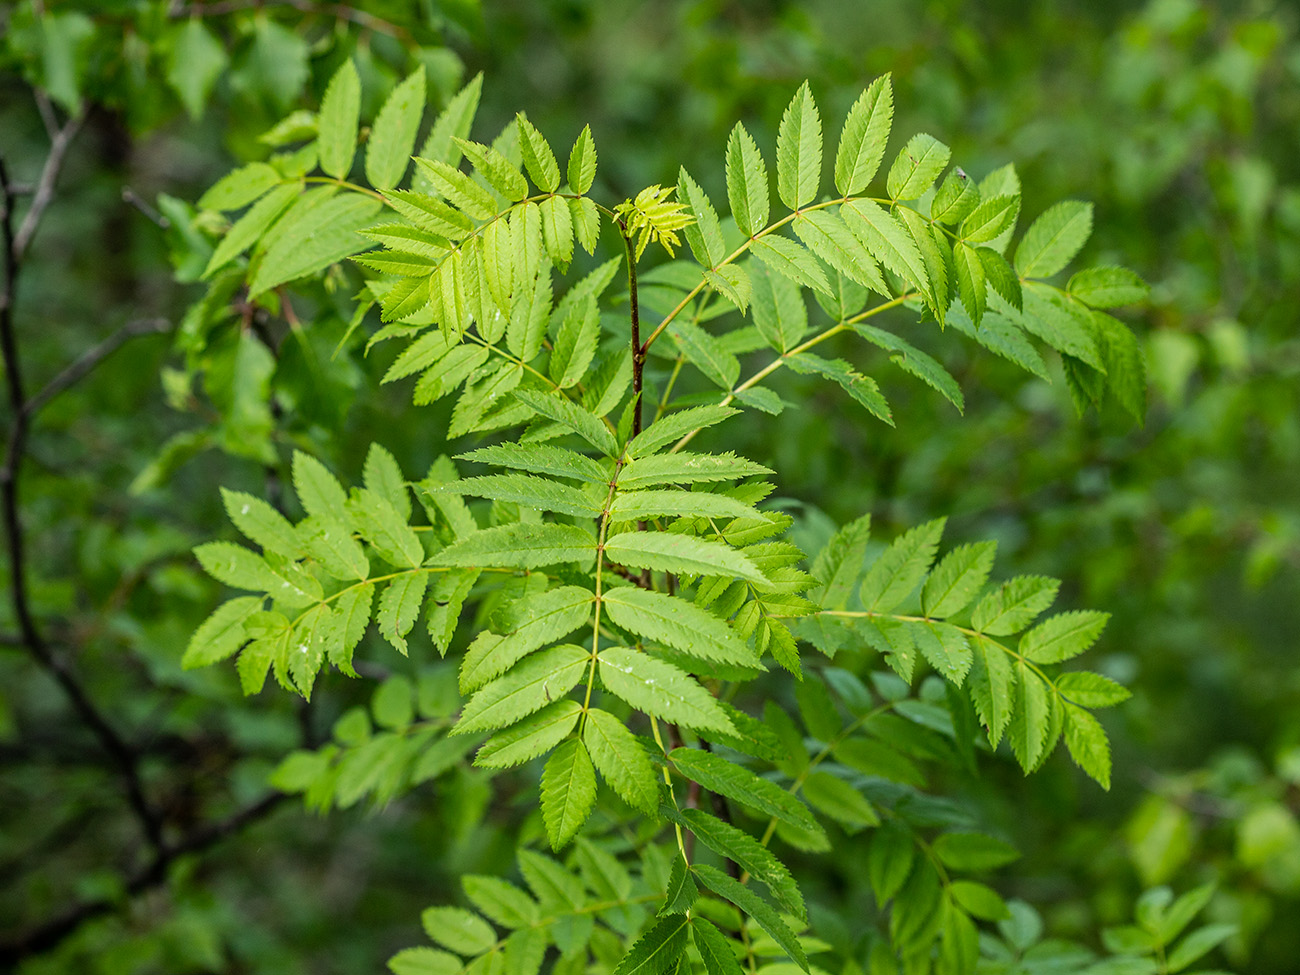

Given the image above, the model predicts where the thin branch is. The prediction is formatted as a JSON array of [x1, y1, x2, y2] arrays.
[[618, 221, 645, 439], [121, 187, 168, 228], [24, 318, 170, 418], [0, 792, 288, 965], [12, 95, 82, 260], [1, 157, 164, 854]]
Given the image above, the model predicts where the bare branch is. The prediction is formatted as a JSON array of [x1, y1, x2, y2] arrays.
[[0, 792, 288, 965], [12, 96, 83, 260], [25, 318, 171, 419], [1, 157, 164, 855]]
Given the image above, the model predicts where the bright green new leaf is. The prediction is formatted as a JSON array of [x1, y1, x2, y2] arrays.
[[725, 122, 769, 238], [602, 586, 761, 667], [476, 700, 583, 769], [886, 133, 950, 201], [366, 66, 427, 191], [318, 60, 360, 179], [859, 518, 945, 613], [436, 523, 597, 570], [567, 125, 598, 195], [776, 82, 822, 210], [921, 542, 996, 618], [678, 167, 725, 268], [971, 575, 1059, 636], [582, 707, 659, 814], [841, 199, 929, 294], [1014, 200, 1093, 278], [598, 647, 734, 734], [514, 389, 618, 457], [440, 473, 602, 518], [1068, 266, 1150, 308], [516, 114, 561, 192], [540, 737, 597, 849], [458, 587, 595, 692], [1063, 703, 1111, 790], [454, 644, 589, 735], [608, 489, 757, 523], [628, 405, 739, 457], [1020, 610, 1109, 664], [1055, 671, 1130, 709], [183, 596, 262, 669], [604, 531, 766, 585], [421, 907, 495, 955], [960, 194, 1020, 244], [834, 75, 893, 196]]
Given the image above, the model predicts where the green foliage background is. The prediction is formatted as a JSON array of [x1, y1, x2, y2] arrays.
[[1, 1, 1297, 973]]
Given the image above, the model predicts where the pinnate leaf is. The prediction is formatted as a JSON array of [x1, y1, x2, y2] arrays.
[[605, 585, 761, 669], [670, 747, 821, 833], [540, 737, 597, 849], [776, 82, 822, 211], [582, 707, 659, 814], [834, 75, 893, 196], [598, 647, 734, 734], [366, 66, 427, 191], [1014, 201, 1093, 278]]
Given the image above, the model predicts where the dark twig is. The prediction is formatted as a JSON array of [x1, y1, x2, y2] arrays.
[[25, 318, 170, 418], [0, 792, 288, 965], [1, 158, 164, 854], [12, 94, 82, 260], [121, 187, 168, 228]]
